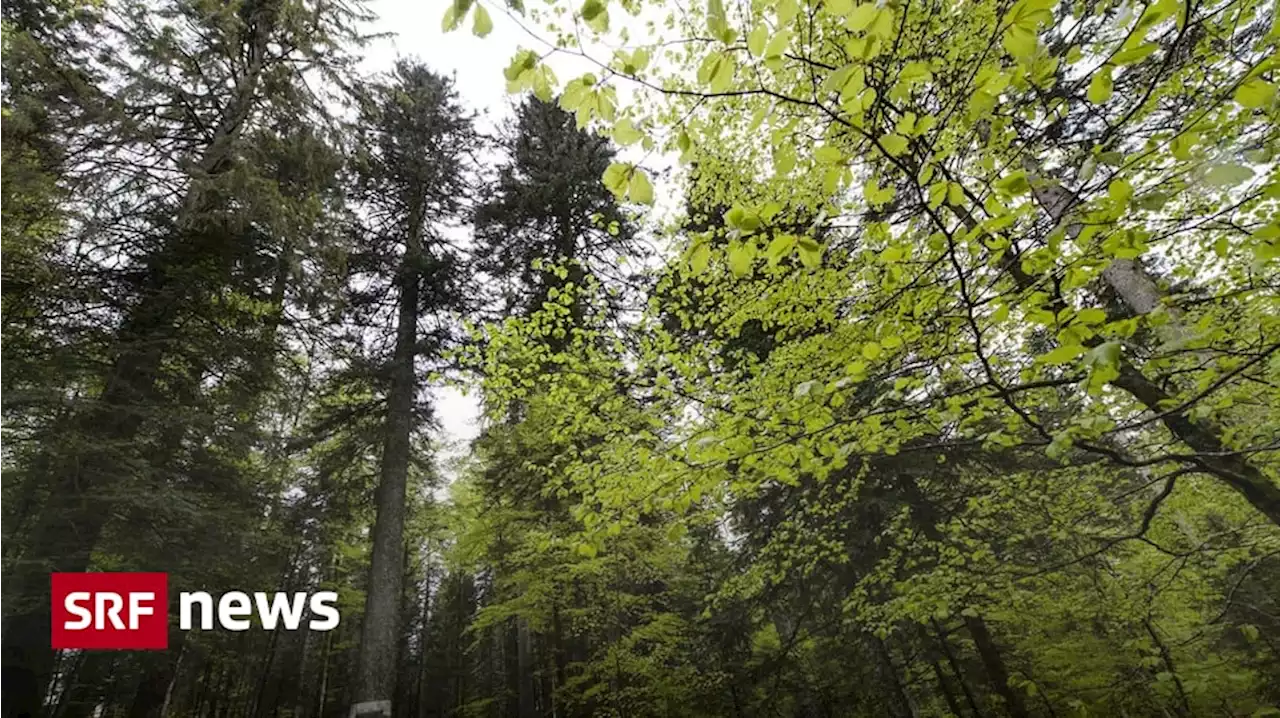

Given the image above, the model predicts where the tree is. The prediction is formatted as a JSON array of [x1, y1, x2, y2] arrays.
[[476, 95, 646, 324], [448, 0, 1280, 713], [1, 0, 369, 711], [347, 60, 476, 718]]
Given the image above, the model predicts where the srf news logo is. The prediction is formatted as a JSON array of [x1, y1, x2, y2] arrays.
[[52, 573, 340, 650]]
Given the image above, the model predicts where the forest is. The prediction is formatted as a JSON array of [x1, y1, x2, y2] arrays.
[[1, 0, 1278, 715]]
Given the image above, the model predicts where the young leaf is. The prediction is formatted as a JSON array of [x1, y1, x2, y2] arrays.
[[846, 3, 877, 31], [1087, 65, 1113, 104], [1042, 344, 1085, 364], [728, 240, 756, 277], [472, 4, 493, 36], [796, 237, 823, 268], [879, 134, 909, 156], [1235, 80, 1276, 109], [765, 233, 796, 266], [628, 168, 654, 204], [602, 162, 630, 198], [748, 24, 768, 56], [613, 119, 643, 146], [688, 242, 712, 275], [1204, 163, 1253, 187]]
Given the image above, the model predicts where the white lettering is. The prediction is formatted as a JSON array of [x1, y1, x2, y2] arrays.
[[64, 592, 93, 630], [254, 592, 307, 630], [180, 591, 214, 630], [218, 591, 252, 631], [97, 593, 125, 630], [308, 591, 340, 631], [127, 592, 155, 630]]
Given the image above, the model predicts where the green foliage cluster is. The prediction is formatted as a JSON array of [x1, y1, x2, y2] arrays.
[[439, 0, 1280, 714], [4, 0, 1280, 715]]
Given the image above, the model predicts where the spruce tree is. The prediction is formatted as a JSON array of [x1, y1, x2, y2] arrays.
[[0, 0, 369, 712], [347, 60, 476, 718]]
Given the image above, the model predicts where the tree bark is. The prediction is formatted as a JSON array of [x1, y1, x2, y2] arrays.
[[933, 619, 984, 718], [517, 618, 537, 718], [963, 615, 1029, 718], [350, 200, 424, 718]]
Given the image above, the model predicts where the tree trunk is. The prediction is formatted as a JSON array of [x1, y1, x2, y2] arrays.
[[963, 615, 1029, 718], [128, 632, 186, 718], [517, 618, 536, 718], [351, 200, 424, 718], [930, 660, 965, 718], [0, 6, 283, 713], [933, 619, 984, 718]]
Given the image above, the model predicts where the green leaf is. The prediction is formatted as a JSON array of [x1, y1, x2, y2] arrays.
[[1112, 42, 1157, 65], [928, 181, 947, 209], [613, 118, 643, 146], [442, 4, 462, 31], [764, 30, 792, 60], [472, 4, 493, 36], [1042, 344, 1085, 365], [1170, 132, 1199, 161], [1235, 79, 1276, 109], [1087, 65, 1113, 104], [879, 134, 909, 156], [815, 145, 844, 164], [861, 342, 882, 360], [602, 162, 630, 198], [1075, 308, 1108, 325], [825, 0, 853, 15], [710, 53, 736, 92], [994, 171, 1030, 195], [1204, 163, 1253, 188], [1084, 341, 1121, 370], [774, 144, 797, 175], [766, 233, 797, 266], [846, 3, 877, 31], [1002, 25, 1037, 59], [707, 0, 730, 42], [895, 112, 916, 135], [628, 168, 654, 204], [581, 0, 607, 26], [1108, 179, 1133, 206], [689, 242, 712, 275], [728, 240, 756, 277], [796, 237, 823, 268], [747, 24, 768, 56]]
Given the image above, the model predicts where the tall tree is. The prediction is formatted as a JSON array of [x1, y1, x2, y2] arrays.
[[475, 96, 645, 323], [1, 0, 369, 711], [347, 60, 476, 718]]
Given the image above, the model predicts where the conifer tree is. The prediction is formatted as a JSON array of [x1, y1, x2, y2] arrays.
[[346, 60, 476, 718], [1, 0, 369, 711]]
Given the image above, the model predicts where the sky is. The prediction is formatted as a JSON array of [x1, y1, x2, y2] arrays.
[[356, 0, 667, 459], [357, 1, 583, 460]]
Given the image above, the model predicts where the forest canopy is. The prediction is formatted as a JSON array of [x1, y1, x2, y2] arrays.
[[2, 0, 1279, 716]]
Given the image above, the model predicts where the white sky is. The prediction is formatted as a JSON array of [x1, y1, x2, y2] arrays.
[[359, 1, 575, 458], [357, 2, 680, 475]]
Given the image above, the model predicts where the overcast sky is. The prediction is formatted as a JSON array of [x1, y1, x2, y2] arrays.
[[356, 2, 671, 465], [358, 1, 577, 458]]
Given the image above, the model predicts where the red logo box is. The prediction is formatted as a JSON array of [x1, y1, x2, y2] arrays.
[[51, 572, 169, 650]]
